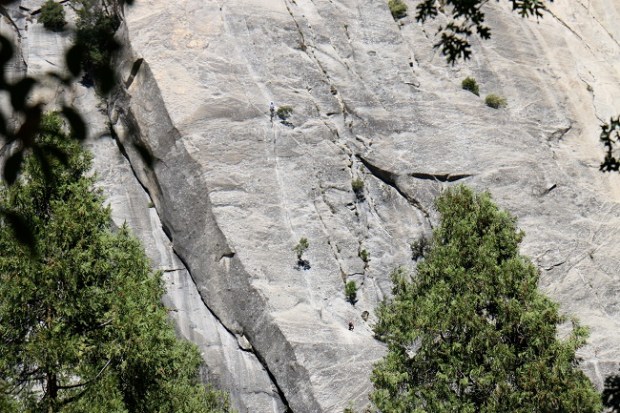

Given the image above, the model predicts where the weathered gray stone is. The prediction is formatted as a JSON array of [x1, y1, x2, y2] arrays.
[[6, 0, 620, 411], [110, 0, 620, 411], [87, 130, 286, 413]]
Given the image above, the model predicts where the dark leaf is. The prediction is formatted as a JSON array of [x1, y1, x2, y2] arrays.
[[15, 105, 42, 147], [3, 149, 23, 185], [10, 77, 36, 111], [65, 44, 85, 78], [1, 208, 35, 251], [600, 116, 620, 173], [32, 145, 54, 185], [94, 64, 116, 95], [0, 33, 13, 65], [39, 143, 69, 166], [0, 110, 7, 137], [603, 373, 620, 411], [62, 106, 87, 141]]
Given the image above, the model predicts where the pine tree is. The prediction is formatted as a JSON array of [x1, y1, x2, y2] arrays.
[[371, 185, 602, 412], [0, 113, 230, 413]]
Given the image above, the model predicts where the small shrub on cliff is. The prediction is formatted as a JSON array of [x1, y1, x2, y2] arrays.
[[461, 76, 480, 96], [388, 0, 407, 19], [293, 237, 310, 270], [485, 93, 507, 109], [39, 0, 66, 31], [351, 178, 364, 200], [359, 248, 370, 264], [276, 105, 293, 120], [345, 280, 358, 305], [410, 235, 430, 261]]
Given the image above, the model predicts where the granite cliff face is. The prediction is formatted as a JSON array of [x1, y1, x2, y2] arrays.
[[5, 0, 620, 411]]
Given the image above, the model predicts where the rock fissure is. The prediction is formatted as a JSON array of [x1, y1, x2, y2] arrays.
[[152, 213, 294, 413], [408, 172, 472, 182], [548, 123, 573, 142], [358, 155, 431, 219], [2, 6, 22, 38], [110, 21, 325, 410], [283, 0, 365, 130], [104, 91, 287, 412], [314, 189, 349, 283], [546, 10, 592, 53], [575, 1, 620, 49], [124, 57, 143, 88], [162, 267, 185, 273], [244, 346, 293, 413], [167, 254, 292, 413]]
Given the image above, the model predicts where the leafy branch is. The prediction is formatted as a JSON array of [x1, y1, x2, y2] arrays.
[[415, 0, 552, 64]]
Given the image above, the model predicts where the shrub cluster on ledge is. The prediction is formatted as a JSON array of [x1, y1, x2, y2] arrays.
[[485, 93, 507, 109], [293, 237, 310, 270], [461, 76, 480, 96], [359, 248, 369, 264], [38, 0, 66, 31], [388, 0, 407, 20], [351, 178, 364, 201]]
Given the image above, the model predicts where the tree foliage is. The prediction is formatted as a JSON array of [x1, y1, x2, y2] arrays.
[[415, 0, 552, 64], [38, 0, 66, 31], [0, 0, 154, 251], [72, 0, 121, 88], [0, 114, 230, 413], [600, 116, 620, 172], [371, 185, 601, 412]]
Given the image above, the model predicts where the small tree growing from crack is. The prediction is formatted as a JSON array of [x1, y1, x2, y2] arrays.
[[359, 248, 370, 265], [345, 280, 358, 305], [351, 178, 365, 201], [293, 237, 310, 270]]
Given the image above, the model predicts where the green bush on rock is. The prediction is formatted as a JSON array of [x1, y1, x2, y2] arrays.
[[388, 0, 408, 19], [485, 93, 507, 109], [276, 105, 293, 120], [39, 0, 66, 31], [461, 76, 480, 96], [345, 280, 358, 305]]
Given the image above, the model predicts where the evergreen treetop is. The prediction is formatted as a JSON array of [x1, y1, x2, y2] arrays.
[[371, 185, 601, 412], [0, 113, 230, 413]]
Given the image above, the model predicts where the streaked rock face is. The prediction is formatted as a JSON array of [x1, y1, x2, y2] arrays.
[[7, 0, 620, 411]]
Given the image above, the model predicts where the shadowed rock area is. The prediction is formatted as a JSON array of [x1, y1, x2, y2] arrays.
[[5, 0, 620, 411]]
